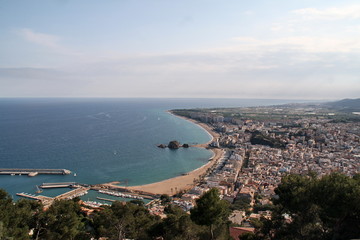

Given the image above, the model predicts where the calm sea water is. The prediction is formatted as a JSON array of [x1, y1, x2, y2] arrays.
[[0, 98, 303, 200]]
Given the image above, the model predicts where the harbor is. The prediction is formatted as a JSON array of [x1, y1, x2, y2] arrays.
[[15, 181, 155, 208]]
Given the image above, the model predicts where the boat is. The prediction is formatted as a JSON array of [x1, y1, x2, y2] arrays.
[[35, 185, 43, 194]]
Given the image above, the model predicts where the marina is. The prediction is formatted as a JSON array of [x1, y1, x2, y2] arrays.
[[98, 189, 144, 200]]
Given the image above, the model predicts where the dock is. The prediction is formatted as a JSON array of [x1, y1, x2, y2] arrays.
[[96, 197, 116, 202], [40, 182, 76, 189], [17, 187, 89, 208], [16, 192, 53, 202], [16, 193, 54, 208], [0, 168, 71, 176], [54, 187, 89, 200]]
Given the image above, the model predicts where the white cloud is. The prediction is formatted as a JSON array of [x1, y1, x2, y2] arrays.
[[292, 5, 360, 20], [271, 4, 360, 37], [17, 28, 61, 48], [4, 26, 360, 99], [243, 10, 254, 16], [15, 28, 80, 56], [229, 36, 360, 53]]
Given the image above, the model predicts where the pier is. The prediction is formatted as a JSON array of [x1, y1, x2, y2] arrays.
[[54, 187, 89, 200], [96, 197, 116, 202], [17, 187, 89, 208], [16, 192, 53, 202], [0, 168, 71, 176], [16, 193, 54, 208], [40, 182, 76, 189]]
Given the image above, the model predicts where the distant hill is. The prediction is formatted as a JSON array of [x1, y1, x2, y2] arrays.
[[323, 98, 360, 112]]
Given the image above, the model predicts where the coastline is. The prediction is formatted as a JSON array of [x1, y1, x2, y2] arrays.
[[113, 111, 224, 195]]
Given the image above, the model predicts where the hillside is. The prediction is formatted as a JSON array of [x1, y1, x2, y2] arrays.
[[324, 98, 360, 112]]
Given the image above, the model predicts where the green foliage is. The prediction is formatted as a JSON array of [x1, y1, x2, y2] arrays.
[[160, 194, 171, 205], [0, 188, 234, 239], [231, 196, 251, 211], [250, 132, 286, 149], [35, 200, 85, 240], [252, 204, 274, 213], [93, 201, 160, 240], [164, 204, 185, 216], [191, 188, 231, 240], [258, 173, 360, 240], [0, 189, 42, 240], [240, 232, 257, 240], [153, 213, 204, 240], [129, 199, 145, 206]]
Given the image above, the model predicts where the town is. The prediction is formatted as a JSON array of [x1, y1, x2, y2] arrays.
[[167, 102, 360, 236]]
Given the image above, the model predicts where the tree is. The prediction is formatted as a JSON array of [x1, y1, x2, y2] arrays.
[[35, 200, 86, 240], [257, 173, 360, 240], [0, 189, 42, 240], [190, 188, 230, 240], [160, 194, 171, 205], [93, 201, 159, 240], [150, 204, 205, 240], [129, 199, 145, 207]]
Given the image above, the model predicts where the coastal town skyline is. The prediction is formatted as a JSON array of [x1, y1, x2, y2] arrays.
[[1, 0, 360, 99]]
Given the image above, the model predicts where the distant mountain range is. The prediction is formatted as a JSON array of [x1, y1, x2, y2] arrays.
[[323, 98, 360, 112]]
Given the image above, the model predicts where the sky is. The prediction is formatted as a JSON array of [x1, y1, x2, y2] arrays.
[[0, 0, 359, 100]]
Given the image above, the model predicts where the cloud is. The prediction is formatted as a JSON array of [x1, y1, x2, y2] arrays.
[[243, 10, 254, 16], [17, 28, 61, 48], [292, 5, 360, 20], [1, 44, 359, 99], [4, 29, 360, 99], [230, 36, 360, 53], [271, 4, 360, 37], [15, 28, 79, 56]]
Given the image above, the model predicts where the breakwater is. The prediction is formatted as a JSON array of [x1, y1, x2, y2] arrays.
[[0, 168, 71, 176]]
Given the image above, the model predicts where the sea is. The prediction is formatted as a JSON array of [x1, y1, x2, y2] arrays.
[[0, 98, 304, 202]]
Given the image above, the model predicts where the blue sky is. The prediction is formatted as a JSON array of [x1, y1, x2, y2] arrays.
[[0, 0, 359, 99]]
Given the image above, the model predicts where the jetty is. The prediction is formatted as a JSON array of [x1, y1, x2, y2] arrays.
[[40, 182, 76, 189], [16, 192, 53, 202], [96, 197, 117, 202], [0, 168, 71, 176], [17, 187, 89, 208], [16, 193, 54, 207], [55, 187, 89, 200]]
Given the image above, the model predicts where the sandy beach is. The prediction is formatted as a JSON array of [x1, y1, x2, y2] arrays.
[[109, 112, 224, 195]]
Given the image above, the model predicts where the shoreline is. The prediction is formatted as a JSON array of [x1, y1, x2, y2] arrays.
[[167, 110, 220, 148], [107, 111, 224, 196]]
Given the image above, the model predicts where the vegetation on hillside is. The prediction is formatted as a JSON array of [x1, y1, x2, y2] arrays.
[[0, 173, 359, 239], [245, 173, 360, 240], [0, 188, 231, 240]]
